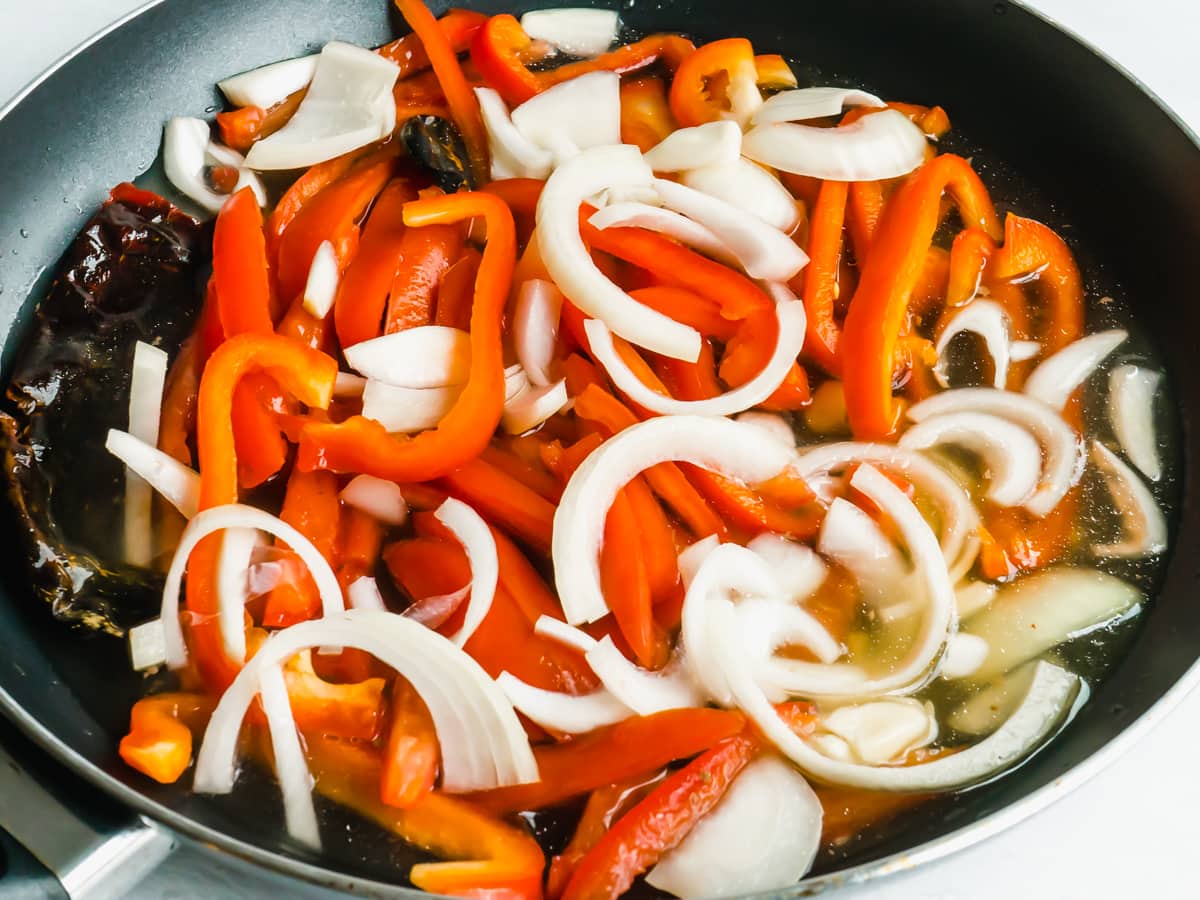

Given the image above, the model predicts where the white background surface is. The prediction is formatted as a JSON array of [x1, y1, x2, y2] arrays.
[[2, 2, 1198, 898]]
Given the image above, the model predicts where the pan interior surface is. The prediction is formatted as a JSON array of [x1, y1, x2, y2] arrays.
[[1, 0, 1199, 894]]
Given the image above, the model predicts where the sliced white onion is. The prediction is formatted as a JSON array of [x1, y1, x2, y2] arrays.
[[734, 412, 796, 449], [1090, 442, 1167, 559], [217, 527, 266, 663], [129, 618, 168, 671], [512, 71, 621, 164], [360, 381, 461, 433], [554, 415, 796, 623], [497, 673, 630, 733], [160, 504, 346, 670], [907, 389, 1082, 518], [538, 144, 700, 360], [677, 535, 722, 592], [475, 87, 553, 180], [1108, 364, 1163, 482], [107, 430, 199, 520], [257, 665, 320, 849], [301, 240, 339, 319], [194, 610, 538, 796], [746, 533, 827, 602], [899, 411, 1042, 508], [955, 580, 997, 620], [1024, 329, 1127, 412], [433, 499, 499, 647], [940, 633, 990, 679], [502, 379, 569, 434], [642, 121, 742, 173], [751, 87, 885, 126], [817, 498, 910, 609], [680, 159, 799, 233], [587, 202, 737, 267], [514, 279, 563, 386], [244, 42, 399, 170], [1011, 340, 1043, 362], [819, 698, 937, 765], [652, 178, 808, 281], [933, 300, 1012, 390], [585, 299, 804, 417], [736, 597, 842, 669], [333, 372, 367, 398], [123, 342, 169, 567], [344, 326, 470, 388], [404, 586, 471, 630], [519, 8, 619, 57], [347, 576, 387, 611], [533, 615, 599, 654], [163, 118, 267, 214], [742, 108, 927, 181], [646, 756, 822, 898], [948, 662, 1038, 736], [340, 474, 408, 526], [585, 638, 704, 715], [963, 566, 1141, 679], [218, 54, 317, 109]]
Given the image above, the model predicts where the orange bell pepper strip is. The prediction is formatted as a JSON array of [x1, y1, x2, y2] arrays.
[[753, 53, 797, 90], [481, 176, 545, 214], [119, 693, 215, 784], [283, 651, 387, 740], [384, 221, 465, 333], [910, 246, 951, 318], [213, 187, 274, 336], [304, 734, 546, 899], [841, 101, 951, 139], [216, 88, 306, 154], [395, 0, 489, 183], [435, 246, 483, 331], [333, 179, 417, 348], [719, 306, 812, 411], [542, 34, 694, 89], [622, 475, 683, 605], [262, 469, 341, 628], [630, 286, 737, 341], [668, 38, 760, 127], [602, 490, 670, 671], [989, 213, 1084, 352], [620, 76, 676, 152], [488, 522, 567, 625], [378, 7, 488, 75], [299, 192, 515, 483], [800, 179, 849, 374], [189, 335, 337, 692], [437, 454, 556, 553], [381, 678, 440, 808], [684, 465, 822, 540], [846, 180, 885, 263], [652, 339, 724, 402], [841, 154, 1002, 439], [479, 443, 562, 503], [946, 226, 996, 307], [468, 708, 747, 816]]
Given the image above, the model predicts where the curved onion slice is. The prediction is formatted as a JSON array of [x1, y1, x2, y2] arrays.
[[554, 415, 796, 623], [475, 87, 553, 180], [347, 576, 387, 611], [505, 364, 530, 402], [344, 326, 470, 388], [160, 504, 345, 670], [244, 42, 399, 170], [333, 372, 367, 398], [963, 566, 1141, 679], [514, 279, 564, 386], [956, 580, 997, 620], [734, 412, 796, 448], [794, 442, 980, 582], [257, 665, 321, 848], [948, 662, 1037, 736], [520, 8, 619, 57], [819, 698, 937, 765], [652, 178, 808, 281], [584, 299, 805, 417], [751, 87, 885, 126], [907, 389, 1081, 518], [756, 466, 955, 698], [404, 586, 470, 630], [646, 756, 822, 898], [585, 637, 705, 714], [497, 673, 630, 733], [588, 202, 737, 266], [434, 499, 499, 647], [642, 121, 742, 173], [340, 474, 408, 526], [533, 614, 599, 654], [216, 528, 265, 662], [503, 379, 570, 434], [746, 533, 827, 602], [163, 117, 267, 213], [1011, 340, 1042, 362], [218, 54, 317, 109], [122, 342, 168, 566], [1090, 442, 1167, 559], [512, 71, 621, 163], [194, 610, 538, 796], [817, 498, 910, 609], [742, 108, 926, 181], [1024, 329, 1127, 412], [537, 145, 700, 361], [933, 300, 1012, 390], [106, 430, 199, 519], [1108, 364, 1163, 482], [129, 618, 168, 671], [301, 240, 340, 318], [899, 411, 1042, 508], [736, 598, 842, 670], [677, 535, 722, 591], [939, 633, 990, 679], [361, 381, 461, 433], [680, 159, 799, 233]]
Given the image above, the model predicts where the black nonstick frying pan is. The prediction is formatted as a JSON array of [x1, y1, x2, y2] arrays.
[[2, 0, 1199, 896]]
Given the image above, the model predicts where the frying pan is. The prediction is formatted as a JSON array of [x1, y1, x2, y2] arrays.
[[2, 0, 1199, 896]]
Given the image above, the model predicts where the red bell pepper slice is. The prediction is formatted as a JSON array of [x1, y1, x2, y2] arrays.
[[261, 468, 341, 628], [380, 679, 440, 808], [436, 454, 556, 554], [378, 8, 488, 76], [470, 14, 544, 106], [230, 374, 289, 488], [668, 37, 760, 127], [216, 88, 306, 154], [800, 178, 850, 374], [601, 490, 670, 671], [336, 506, 387, 588], [435, 246, 483, 331], [619, 76, 676, 152], [119, 693, 215, 784], [543, 34, 694, 89], [213, 187, 274, 336], [384, 220, 465, 333], [989, 213, 1084, 351]]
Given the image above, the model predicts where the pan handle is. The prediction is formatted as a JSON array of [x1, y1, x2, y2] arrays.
[[0, 721, 175, 900]]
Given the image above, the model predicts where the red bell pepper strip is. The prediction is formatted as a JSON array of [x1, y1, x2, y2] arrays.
[[601, 491, 669, 671], [380, 678, 440, 808], [435, 246, 483, 331], [158, 335, 204, 466], [119, 693, 214, 784], [619, 76, 676, 152], [846, 180, 885, 263], [469, 14, 544, 106], [378, 8, 488, 75], [216, 88, 306, 153], [621, 475, 682, 606], [684, 465, 822, 540], [230, 374, 289, 488], [437, 455, 556, 553], [336, 506, 386, 588], [630, 286, 736, 341], [384, 221, 465, 333], [262, 469, 341, 628], [189, 335, 337, 692], [467, 708, 747, 816], [719, 305, 812, 411], [668, 38, 760, 127], [479, 443, 562, 503], [946, 226, 996, 307], [841, 154, 1002, 439], [652, 339, 724, 403], [542, 34, 694, 89], [213, 187, 274, 336], [481, 176, 545, 214], [395, 0, 489, 183], [989, 213, 1084, 352], [800, 178, 850, 374], [299, 192, 515, 483], [275, 292, 332, 352]]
